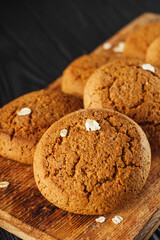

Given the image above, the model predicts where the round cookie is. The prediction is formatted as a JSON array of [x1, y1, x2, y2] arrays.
[[34, 109, 151, 215], [62, 53, 120, 98], [124, 22, 160, 60], [46, 77, 62, 92], [0, 90, 83, 164], [146, 36, 160, 67], [84, 58, 160, 150]]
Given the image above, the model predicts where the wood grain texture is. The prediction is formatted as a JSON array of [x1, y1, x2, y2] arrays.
[[0, 12, 160, 240], [0, 152, 159, 240]]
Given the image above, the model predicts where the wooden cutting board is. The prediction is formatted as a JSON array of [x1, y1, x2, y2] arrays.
[[0, 12, 160, 240]]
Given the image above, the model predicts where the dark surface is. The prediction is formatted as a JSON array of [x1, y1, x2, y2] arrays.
[[0, 1, 160, 239]]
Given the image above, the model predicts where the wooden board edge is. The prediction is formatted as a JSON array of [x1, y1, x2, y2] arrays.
[[1, 12, 160, 240], [47, 12, 160, 90], [0, 209, 57, 240], [134, 208, 160, 240], [93, 12, 160, 53], [45, 12, 160, 240], [0, 219, 35, 240], [115, 12, 160, 34], [120, 12, 160, 33]]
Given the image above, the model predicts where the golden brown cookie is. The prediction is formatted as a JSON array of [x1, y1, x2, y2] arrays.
[[124, 22, 160, 60], [0, 90, 82, 164], [34, 109, 151, 215], [62, 53, 121, 98], [84, 58, 160, 150], [146, 36, 160, 67], [46, 77, 62, 91]]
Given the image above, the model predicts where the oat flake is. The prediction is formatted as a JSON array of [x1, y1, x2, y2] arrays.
[[112, 215, 123, 224], [103, 42, 112, 50], [142, 64, 155, 73], [95, 216, 106, 223], [18, 107, 32, 116], [0, 181, 10, 188], [113, 42, 125, 53], [85, 119, 101, 131], [60, 129, 68, 137]]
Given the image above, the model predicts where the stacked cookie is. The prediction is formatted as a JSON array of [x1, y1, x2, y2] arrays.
[[61, 52, 122, 97], [84, 58, 160, 151], [61, 22, 160, 152], [34, 109, 150, 215], [0, 90, 83, 164], [2, 21, 160, 215], [123, 22, 160, 62]]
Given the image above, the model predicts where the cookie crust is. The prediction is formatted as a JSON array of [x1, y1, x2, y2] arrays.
[[34, 109, 151, 215], [146, 36, 160, 67], [84, 58, 160, 150], [62, 53, 120, 97], [124, 22, 160, 60], [0, 90, 82, 164]]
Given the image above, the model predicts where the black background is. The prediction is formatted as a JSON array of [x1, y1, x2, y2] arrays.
[[0, 1, 160, 239]]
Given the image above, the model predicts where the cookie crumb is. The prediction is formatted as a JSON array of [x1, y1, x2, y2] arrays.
[[95, 216, 106, 223], [60, 129, 68, 137], [103, 42, 112, 50], [112, 215, 123, 224], [109, 136, 114, 140], [0, 181, 10, 188], [142, 64, 155, 73], [18, 107, 32, 116], [113, 42, 124, 52], [85, 119, 101, 131]]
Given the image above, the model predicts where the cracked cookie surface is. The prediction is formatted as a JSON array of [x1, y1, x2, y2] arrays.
[[62, 53, 121, 98], [34, 109, 151, 215], [84, 58, 160, 151], [0, 90, 83, 164]]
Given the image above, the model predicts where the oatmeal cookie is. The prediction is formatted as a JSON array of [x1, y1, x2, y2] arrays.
[[34, 109, 151, 215], [124, 22, 160, 60], [146, 36, 160, 67], [62, 53, 121, 97], [0, 90, 82, 164], [84, 58, 160, 150]]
